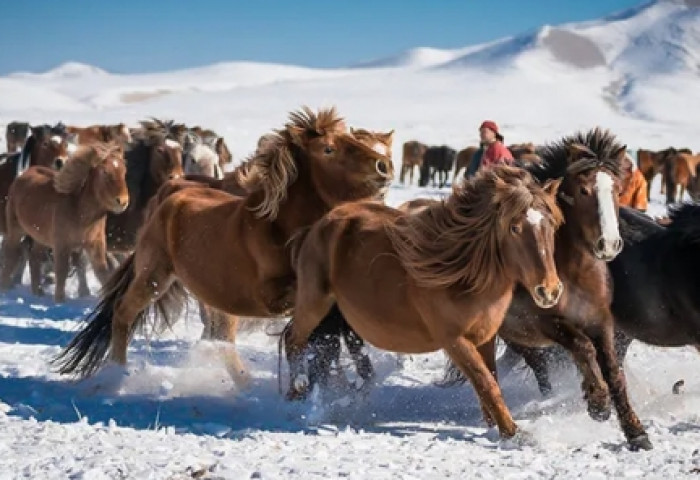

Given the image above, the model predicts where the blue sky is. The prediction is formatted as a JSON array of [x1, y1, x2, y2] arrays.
[[2, 0, 645, 75]]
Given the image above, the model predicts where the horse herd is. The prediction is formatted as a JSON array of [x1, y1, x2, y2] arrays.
[[1, 108, 698, 453], [402, 137, 700, 207]]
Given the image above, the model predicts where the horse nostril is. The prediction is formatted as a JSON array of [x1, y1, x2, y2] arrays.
[[595, 237, 606, 253], [614, 238, 624, 253], [534, 285, 546, 300]]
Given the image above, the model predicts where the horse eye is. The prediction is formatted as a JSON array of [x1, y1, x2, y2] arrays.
[[511, 224, 522, 235], [323, 146, 335, 155], [580, 186, 591, 196]]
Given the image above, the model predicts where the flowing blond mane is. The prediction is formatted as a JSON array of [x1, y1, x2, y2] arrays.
[[386, 166, 563, 293], [54, 143, 123, 194], [236, 106, 346, 220]]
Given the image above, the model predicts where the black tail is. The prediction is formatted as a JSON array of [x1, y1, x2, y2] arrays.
[[53, 255, 187, 377]]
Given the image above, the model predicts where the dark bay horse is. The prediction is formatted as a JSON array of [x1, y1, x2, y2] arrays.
[[1, 143, 128, 302], [400, 140, 427, 185], [5, 122, 30, 153], [419, 145, 456, 188], [284, 166, 563, 441], [54, 107, 394, 386]]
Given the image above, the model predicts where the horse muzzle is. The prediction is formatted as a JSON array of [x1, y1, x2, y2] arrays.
[[532, 281, 564, 309], [593, 236, 623, 262]]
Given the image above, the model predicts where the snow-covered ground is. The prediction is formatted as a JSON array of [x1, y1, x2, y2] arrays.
[[1, 0, 700, 477]]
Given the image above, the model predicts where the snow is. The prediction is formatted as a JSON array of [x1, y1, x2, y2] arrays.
[[1, 0, 700, 477]]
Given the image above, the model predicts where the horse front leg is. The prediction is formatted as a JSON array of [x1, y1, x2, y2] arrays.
[[476, 336, 498, 427], [53, 246, 71, 304], [445, 336, 518, 439], [589, 323, 652, 451], [72, 251, 91, 297]]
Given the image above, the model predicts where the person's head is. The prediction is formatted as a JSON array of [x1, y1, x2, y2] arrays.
[[621, 153, 635, 184], [479, 120, 503, 144]]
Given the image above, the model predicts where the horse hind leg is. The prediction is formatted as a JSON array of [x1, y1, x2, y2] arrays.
[[198, 303, 250, 388]]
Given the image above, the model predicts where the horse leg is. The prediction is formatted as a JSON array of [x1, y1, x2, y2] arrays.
[[53, 246, 71, 304], [399, 163, 406, 184], [476, 336, 498, 427], [589, 324, 652, 450], [614, 329, 633, 366], [444, 336, 518, 438], [506, 342, 553, 397], [73, 251, 91, 297], [659, 172, 665, 195], [342, 318, 375, 389], [0, 230, 24, 291], [540, 319, 611, 421], [28, 243, 47, 297], [306, 309, 345, 392], [199, 305, 249, 387], [85, 241, 111, 286]]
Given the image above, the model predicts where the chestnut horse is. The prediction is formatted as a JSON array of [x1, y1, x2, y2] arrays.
[[453, 146, 478, 181], [664, 150, 700, 203], [400, 141, 427, 185], [1, 142, 128, 302], [5, 122, 30, 153], [66, 123, 132, 147], [440, 129, 652, 450], [54, 107, 394, 384], [284, 165, 563, 441], [637, 148, 689, 198]]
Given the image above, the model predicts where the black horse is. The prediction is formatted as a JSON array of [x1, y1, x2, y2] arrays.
[[5, 121, 30, 153], [418, 146, 456, 188], [485, 204, 700, 397]]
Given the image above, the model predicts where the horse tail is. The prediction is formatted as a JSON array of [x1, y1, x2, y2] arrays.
[[53, 254, 187, 377], [16, 135, 35, 177], [53, 254, 138, 377]]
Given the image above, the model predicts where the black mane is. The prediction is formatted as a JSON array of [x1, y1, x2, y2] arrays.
[[528, 128, 624, 182], [666, 203, 700, 246]]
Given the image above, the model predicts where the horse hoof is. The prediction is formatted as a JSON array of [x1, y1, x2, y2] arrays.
[[587, 403, 612, 422], [628, 434, 653, 451], [500, 429, 537, 449]]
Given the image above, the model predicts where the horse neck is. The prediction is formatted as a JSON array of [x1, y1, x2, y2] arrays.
[[271, 170, 329, 237], [556, 209, 599, 266], [74, 173, 110, 226]]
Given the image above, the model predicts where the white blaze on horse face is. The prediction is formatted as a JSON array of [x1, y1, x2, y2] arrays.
[[526, 208, 544, 227], [66, 142, 78, 155], [595, 171, 621, 246], [165, 139, 180, 150], [51, 135, 62, 146], [373, 143, 387, 156], [112, 160, 120, 168]]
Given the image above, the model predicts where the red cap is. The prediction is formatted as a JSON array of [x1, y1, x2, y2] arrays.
[[479, 121, 499, 134]]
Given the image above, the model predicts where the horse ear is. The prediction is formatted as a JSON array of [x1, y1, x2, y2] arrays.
[[567, 143, 596, 160], [543, 178, 563, 197], [380, 130, 395, 146], [613, 145, 627, 161]]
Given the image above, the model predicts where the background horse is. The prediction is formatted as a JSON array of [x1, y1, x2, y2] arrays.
[[66, 123, 132, 147], [54, 107, 394, 386], [5, 122, 30, 153], [1, 142, 128, 302], [182, 130, 222, 179], [453, 146, 478, 181], [189, 126, 233, 171], [664, 150, 700, 203], [284, 166, 563, 442], [419, 145, 456, 188], [637, 147, 688, 198], [400, 140, 427, 185]]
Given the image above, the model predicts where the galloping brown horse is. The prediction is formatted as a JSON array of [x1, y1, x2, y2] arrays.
[[400, 140, 427, 185], [284, 165, 563, 441], [1, 143, 128, 302], [441, 129, 651, 450], [55, 107, 394, 384]]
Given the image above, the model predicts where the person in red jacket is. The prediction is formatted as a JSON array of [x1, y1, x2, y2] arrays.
[[478, 120, 514, 170]]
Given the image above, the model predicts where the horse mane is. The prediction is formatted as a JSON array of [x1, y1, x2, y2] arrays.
[[236, 106, 346, 220], [666, 203, 700, 245], [135, 118, 186, 146], [618, 207, 663, 245], [54, 143, 122, 194], [530, 127, 624, 181], [386, 166, 562, 293]]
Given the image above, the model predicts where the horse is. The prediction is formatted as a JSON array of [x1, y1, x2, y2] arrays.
[[189, 126, 233, 171], [439, 129, 652, 450], [419, 145, 456, 188], [453, 146, 478, 181], [1, 142, 128, 303], [0, 124, 75, 235], [105, 119, 185, 252], [664, 151, 700, 203], [498, 204, 700, 395], [5, 122, 30, 153], [400, 141, 427, 185], [283, 165, 563, 442], [54, 107, 394, 385], [508, 143, 536, 158], [637, 148, 688, 198], [182, 130, 223, 179], [66, 123, 132, 147]]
